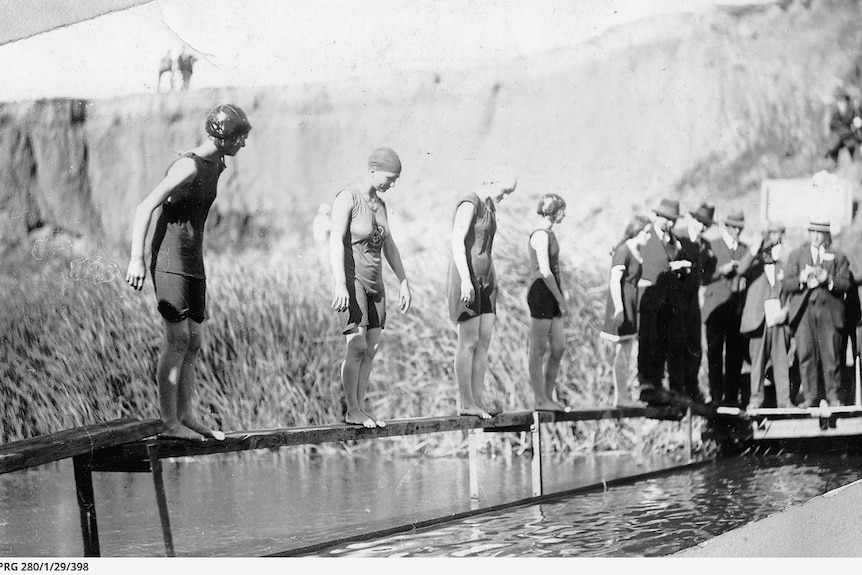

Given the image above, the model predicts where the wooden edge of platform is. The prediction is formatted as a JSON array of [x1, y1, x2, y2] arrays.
[[0, 418, 163, 474], [89, 407, 689, 466]]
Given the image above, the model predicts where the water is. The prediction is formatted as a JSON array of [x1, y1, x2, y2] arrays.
[[317, 453, 862, 557], [1, 445, 861, 557]]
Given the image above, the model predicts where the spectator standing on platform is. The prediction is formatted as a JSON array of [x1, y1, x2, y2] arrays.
[[526, 193, 570, 412], [637, 199, 691, 405], [177, 47, 198, 91], [825, 87, 862, 164], [330, 147, 412, 428], [740, 231, 792, 409], [449, 167, 518, 419], [125, 104, 251, 440], [702, 210, 750, 407], [783, 220, 851, 407], [157, 50, 173, 92], [674, 203, 715, 403], [600, 214, 652, 407]]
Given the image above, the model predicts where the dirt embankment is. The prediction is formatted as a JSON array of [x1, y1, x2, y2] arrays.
[[1, 0, 860, 267]]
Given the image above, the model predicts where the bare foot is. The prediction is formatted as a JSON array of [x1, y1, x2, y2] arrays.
[[534, 399, 566, 412], [460, 406, 493, 420], [160, 423, 204, 441], [364, 412, 386, 428], [344, 410, 377, 428], [614, 398, 645, 408], [180, 416, 226, 440]]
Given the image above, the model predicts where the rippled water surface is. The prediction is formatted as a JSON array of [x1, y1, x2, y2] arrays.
[[2, 444, 861, 557], [317, 453, 862, 557]]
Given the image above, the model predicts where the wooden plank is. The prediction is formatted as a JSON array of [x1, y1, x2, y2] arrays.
[[91, 408, 685, 468], [0, 419, 163, 474], [752, 417, 862, 440], [531, 412, 543, 497], [748, 406, 862, 420], [147, 445, 175, 557]]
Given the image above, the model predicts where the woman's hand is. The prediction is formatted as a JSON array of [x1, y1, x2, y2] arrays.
[[460, 280, 475, 305], [331, 283, 350, 312], [125, 259, 147, 291], [399, 279, 412, 313]]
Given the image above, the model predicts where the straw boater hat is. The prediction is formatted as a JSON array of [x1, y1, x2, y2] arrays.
[[808, 220, 832, 233], [767, 220, 786, 233], [653, 198, 680, 221], [724, 210, 745, 228], [690, 203, 715, 226]]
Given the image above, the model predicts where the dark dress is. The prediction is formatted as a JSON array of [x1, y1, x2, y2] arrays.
[[600, 242, 642, 342]]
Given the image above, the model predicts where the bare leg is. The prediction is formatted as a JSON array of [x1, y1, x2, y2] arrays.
[[543, 317, 567, 410], [175, 320, 224, 440], [342, 328, 376, 428], [455, 316, 491, 418], [529, 317, 558, 410], [471, 314, 497, 413], [156, 320, 202, 440], [613, 340, 640, 406], [357, 327, 385, 426]]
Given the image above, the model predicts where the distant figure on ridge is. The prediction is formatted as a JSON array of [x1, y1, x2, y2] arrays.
[[449, 167, 518, 419], [825, 86, 862, 165], [600, 214, 652, 408], [157, 50, 174, 92], [330, 147, 412, 428], [526, 193, 571, 412], [177, 47, 198, 91], [125, 104, 252, 440]]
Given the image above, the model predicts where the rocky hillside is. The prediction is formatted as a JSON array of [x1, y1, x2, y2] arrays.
[[2, 0, 861, 267]]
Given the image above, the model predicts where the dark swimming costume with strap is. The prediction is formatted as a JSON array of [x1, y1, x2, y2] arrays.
[[150, 152, 224, 279]]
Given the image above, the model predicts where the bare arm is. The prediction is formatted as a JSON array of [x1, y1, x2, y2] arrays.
[[608, 266, 625, 314], [451, 202, 476, 304], [125, 158, 196, 290], [383, 232, 411, 313], [329, 190, 352, 311], [530, 230, 567, 313]]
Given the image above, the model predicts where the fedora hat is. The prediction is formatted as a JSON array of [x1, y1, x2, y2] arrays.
[[808, 220, 832, 233], [724, 210, 745, 228], [690, 203, 715, 226], [653, 198, 680, 221]]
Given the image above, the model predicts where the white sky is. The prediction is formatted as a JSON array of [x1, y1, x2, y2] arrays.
[[0, 0, 762, 102]]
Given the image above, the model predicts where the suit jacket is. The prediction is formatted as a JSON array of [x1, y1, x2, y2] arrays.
[[701, 237, 750, 322], [639, 229, 682, 309], [740, 260, 786, 334], [782, 242, 851, 330]]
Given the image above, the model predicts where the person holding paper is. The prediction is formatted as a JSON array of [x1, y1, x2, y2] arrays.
[[782, 220, 851, 407], [702, 210, 750, 407], [740, 232, 792, 409]]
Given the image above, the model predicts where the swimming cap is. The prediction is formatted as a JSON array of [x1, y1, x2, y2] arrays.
[[368, 147, 402, 175]]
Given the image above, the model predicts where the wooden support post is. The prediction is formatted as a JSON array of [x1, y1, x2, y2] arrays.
[[531, 412, 543, 497], [72, 455, 100, 557], [467, 429, 481, 501], [685, 407, 693, 463], [856, 355, 862, 407], [146, 444, 175, 557]]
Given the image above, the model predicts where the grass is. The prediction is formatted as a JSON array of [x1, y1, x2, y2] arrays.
[[0, 224, 702, 457]]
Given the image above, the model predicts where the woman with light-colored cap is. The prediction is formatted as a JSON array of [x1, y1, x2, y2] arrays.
[[330, 147, 412, 428], [449, 166, 517, 419]]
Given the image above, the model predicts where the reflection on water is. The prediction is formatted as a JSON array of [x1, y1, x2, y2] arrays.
[[1, 446, 861, 557], [318, 454, 862, 557]]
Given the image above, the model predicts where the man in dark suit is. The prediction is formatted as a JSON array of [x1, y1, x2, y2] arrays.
[[673, 203, 715, 403], [638, 198, 691, 404], [702, 210, 749, 407], [740, 231, 792, 409], [783, 220, 852, 407]]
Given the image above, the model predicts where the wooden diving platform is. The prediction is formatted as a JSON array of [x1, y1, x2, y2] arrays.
[[1, 406, 696, 557]]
